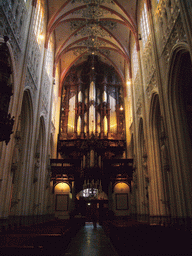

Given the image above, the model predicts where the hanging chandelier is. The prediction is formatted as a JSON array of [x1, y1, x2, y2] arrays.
[[77, 36, 106, 48], [71, 0, 115, 5], [73, 36, 110, 56], [73, 46, 110, 56], [71, 20, 116, 38], [71, 0, 117, 55]]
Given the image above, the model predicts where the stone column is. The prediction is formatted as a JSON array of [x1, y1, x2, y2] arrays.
[[69, 181, 75, 214]]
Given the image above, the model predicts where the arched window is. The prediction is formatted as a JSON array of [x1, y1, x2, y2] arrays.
[[46, 35, 54, 79], [140, 3, 150, 48], [33, 0, 44, 45], [131, 43, 138, 78]]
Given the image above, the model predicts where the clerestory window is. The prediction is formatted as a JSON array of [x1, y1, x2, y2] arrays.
[[140, 3, 150, 48], [132, 43, 138, 79], [33, 0, 44, 45]]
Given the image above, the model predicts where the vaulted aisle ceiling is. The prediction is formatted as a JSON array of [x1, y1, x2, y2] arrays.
[[46, 0, 139, 85]]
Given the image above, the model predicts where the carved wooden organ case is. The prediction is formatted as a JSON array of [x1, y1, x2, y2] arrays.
[[58, 55, 125, 173]]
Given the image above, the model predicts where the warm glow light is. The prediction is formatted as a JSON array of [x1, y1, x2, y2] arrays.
[[109, 95, 117, 133], [114, 182, 129, 193], [68, 124, 74, 128], [78, 91, 82, 102], [38, 34, 44, 40], [77, 116, 81, 135], [126, 80, 131, 86], [104, 116, 108, 135], [55, 182, 70, 193], [110, 124, 117, 128], [68, 95, 75, 132], [120, 106, 123, 111], [103, 91, 107, 102]]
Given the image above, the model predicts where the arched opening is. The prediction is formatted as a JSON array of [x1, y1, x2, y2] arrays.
[[10, 90, 33, 216], [174, 51, 192, 149], [55, 182, 71, 214], [150, 94, 170, 221], [113, 182, 130, 217], [167, 46, 192, 218]]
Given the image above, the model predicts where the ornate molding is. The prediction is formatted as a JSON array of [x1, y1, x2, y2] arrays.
[[42, 71, 51, 113], [146, 70, 157, 100], [136, 97, 142, 117], [1, 0, 28, 60], [162, 14, 185, 65], [25, 68, 37, 100], [27, 33, 41, 86], [0, 8, 20, 62], [142, 34, 156, 87], [156, 1, 186, 65], [134, 73, 141, 105]]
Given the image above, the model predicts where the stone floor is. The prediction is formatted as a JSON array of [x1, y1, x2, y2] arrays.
[[63, 222, 119, 256]]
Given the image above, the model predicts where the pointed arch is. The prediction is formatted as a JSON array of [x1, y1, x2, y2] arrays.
[[9, 89, 33, 216], [149, 93, 171, 219], [166, 43, 192, 217]]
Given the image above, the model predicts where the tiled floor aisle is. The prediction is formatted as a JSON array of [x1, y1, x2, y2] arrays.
[[63, 223, 119, 256]]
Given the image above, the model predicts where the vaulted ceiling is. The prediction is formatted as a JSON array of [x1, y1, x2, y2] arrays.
[[46, 0, 140, 86]]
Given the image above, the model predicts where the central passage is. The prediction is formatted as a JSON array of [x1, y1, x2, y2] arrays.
[[63, 223, 119, 256]]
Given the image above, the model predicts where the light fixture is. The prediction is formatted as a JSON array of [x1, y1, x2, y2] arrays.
[[71, 0, 117, 56], [38, 33, 44, 40], [72, 0, 115, 6], [120, 105, 123, 111], [70, 20, 113, 38], [77, 36, 107, 49]]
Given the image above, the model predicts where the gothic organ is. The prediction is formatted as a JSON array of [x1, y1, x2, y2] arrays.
[[57, 55, 126, 190], [60, 56, 125, 140]]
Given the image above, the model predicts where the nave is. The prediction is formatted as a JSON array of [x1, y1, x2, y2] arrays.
[[0, 217, 192, 256], [63, 223, 118, 256]]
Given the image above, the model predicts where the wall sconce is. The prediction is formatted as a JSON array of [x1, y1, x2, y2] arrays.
[[120, 105, 124, 111], [0, 36, 14, 144], [138, 34, 142, 40], [38, 33, 44, 41], [126, 80, 131, 86]]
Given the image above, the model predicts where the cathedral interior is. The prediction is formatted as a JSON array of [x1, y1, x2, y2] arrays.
[[0, 0, 192, 255]]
